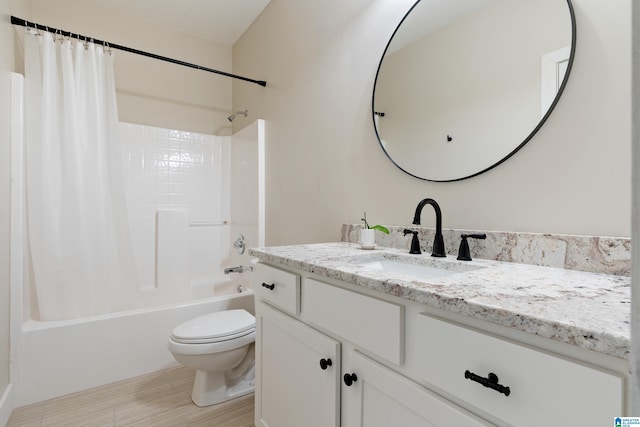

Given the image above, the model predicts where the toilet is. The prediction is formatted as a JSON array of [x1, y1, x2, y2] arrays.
[[167, 309, 256, 407]]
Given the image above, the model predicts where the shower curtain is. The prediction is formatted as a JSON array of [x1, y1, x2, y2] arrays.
[[24, 29, 136, 320]]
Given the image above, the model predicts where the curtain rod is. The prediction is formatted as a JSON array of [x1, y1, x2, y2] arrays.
[[10, 16, 267, 87]]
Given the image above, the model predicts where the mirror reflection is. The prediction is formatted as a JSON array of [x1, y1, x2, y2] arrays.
[[373, 0, 575, 182]]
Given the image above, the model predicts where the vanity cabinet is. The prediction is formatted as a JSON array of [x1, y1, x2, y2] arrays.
[[253, 261, 626, 427], [341, 349, 490, 427], [255, 302, 340, 427], [254, 263, 339, 427], [302, 277, 403, 365], [254, 263, 487, 427], [410, 314, 624, 427], [253, 261, 300, 316]]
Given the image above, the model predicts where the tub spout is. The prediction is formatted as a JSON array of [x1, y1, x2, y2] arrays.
[[224, 265, 253, 274]]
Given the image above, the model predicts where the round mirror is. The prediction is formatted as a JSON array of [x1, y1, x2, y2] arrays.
[[373, 0, 576, 182]]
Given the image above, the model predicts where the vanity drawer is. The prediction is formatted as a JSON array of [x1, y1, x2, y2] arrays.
[[413, 314, 623, 427], [253, 263, 300, 315], [302, 278, 403, 365]]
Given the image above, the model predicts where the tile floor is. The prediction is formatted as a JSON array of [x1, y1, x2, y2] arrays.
[[7, 366, 255, 427]]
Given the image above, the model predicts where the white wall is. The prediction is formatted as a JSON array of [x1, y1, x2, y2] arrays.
[[1, 0, 16, 423], [232, 0, 631, 244], [30, 0, 233, 136]]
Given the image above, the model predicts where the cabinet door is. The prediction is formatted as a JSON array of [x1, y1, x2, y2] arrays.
[[413, 314, 624, 427], [256, 302, 340, 427], [342, 350, 491, 427]]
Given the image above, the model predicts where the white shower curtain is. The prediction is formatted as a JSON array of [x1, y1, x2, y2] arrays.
[[24, 29, 136, 320]]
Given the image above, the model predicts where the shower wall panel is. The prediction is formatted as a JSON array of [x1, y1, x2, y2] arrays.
[[119, 123, 231, 295]]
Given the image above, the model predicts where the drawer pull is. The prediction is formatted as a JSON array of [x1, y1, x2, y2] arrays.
[[343, 373, 358, 386], [319, 358, 332, 370], [261, 282, 275, 290], [464, 370, 511, 397]]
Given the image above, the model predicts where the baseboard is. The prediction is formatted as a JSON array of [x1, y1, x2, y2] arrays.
[[0, 384, 14, 427]]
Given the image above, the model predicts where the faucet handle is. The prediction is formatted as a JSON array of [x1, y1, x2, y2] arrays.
[[403, 229, 421, 255], [457, 234, 487, 261]]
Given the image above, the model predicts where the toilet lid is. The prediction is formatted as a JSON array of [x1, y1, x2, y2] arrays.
[[171, 309, 255, 343]]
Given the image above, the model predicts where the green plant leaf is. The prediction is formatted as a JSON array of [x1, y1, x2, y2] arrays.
[[370, 225, 390, 234], [361, 211, 388, 233]]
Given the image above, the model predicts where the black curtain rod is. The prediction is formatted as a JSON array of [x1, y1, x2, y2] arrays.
[[10, 16, 267, 87]]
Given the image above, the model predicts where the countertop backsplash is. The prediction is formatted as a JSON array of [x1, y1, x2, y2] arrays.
[[341, 224, 631, 276]]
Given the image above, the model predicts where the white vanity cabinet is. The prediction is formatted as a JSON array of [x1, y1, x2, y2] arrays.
[[341, 349, 490, 427], [256, 302, 340, 427], [410, 314, 624, 427], [254, 263, 340, 427], [253, 261, 626, 427], [254, 262, 489, 427]]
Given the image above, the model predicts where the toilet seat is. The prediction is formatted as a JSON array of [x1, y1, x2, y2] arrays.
[[171, 309, 255, 344], [168, 329, 255, 356]]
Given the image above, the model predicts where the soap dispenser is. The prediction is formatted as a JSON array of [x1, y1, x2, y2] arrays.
[[403, 229, 421, 254]]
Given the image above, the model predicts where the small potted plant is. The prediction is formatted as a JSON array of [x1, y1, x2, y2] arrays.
[[360, 212, 390, 249]]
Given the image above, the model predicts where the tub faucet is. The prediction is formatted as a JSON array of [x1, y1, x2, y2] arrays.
[[224, 265, 253, 274], [412, 198, 446, 257]]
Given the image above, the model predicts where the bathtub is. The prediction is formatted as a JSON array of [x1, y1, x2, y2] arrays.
[[14, 288, 254, 406]]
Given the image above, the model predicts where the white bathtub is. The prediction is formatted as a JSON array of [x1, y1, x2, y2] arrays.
[[14, 288, 254, 406]]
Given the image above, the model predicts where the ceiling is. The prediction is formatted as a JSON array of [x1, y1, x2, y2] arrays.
[[86, 0, 271, 46]]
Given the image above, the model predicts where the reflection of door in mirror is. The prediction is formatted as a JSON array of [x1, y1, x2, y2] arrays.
[[541, 46, 570, 117]]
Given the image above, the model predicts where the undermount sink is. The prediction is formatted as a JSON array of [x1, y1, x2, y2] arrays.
[[338, 252, 483, 281], [359, 259, 462, 279]]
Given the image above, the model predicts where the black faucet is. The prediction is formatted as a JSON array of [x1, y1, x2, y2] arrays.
[[412, 198, 446, 257], [403, 229, 421, 254], [456, 234, 487, 261]]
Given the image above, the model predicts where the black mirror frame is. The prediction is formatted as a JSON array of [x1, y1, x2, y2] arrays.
[[371, 0, 577, 182]]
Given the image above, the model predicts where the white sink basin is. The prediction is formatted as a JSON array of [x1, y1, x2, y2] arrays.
[[336, 252, 483, 281], [358, 259, 461, 280]]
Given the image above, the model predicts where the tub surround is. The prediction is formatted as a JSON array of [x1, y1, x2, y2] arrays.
[[249, 242, 631, 360], [342, 224, 631, 276]]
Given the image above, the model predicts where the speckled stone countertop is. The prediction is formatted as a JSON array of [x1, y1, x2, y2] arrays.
[[249, 242, 631, 360]]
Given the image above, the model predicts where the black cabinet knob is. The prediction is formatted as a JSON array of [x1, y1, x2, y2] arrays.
[[261, 282, 275, 290], [319, 358, 332, 370], [343, 373, 358, 386]]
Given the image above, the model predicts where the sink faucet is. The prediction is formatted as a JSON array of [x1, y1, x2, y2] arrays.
[[403, 229, 422, 254], [412, 198, 446, 257]]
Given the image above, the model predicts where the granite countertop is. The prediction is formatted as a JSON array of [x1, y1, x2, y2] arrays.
[[249, 242, 631, 360]]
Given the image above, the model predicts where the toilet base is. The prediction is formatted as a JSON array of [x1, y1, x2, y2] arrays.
[[191, 366, 256, 407]]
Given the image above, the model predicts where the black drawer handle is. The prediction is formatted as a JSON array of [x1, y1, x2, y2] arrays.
[[343, 373, 358, 386], [464, 370, 511, 397], [319, 358, 332, 370], [261, 282, 275, 290]]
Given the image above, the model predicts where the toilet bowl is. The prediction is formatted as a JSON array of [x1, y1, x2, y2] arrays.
[[168, 309, 256, 407]]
